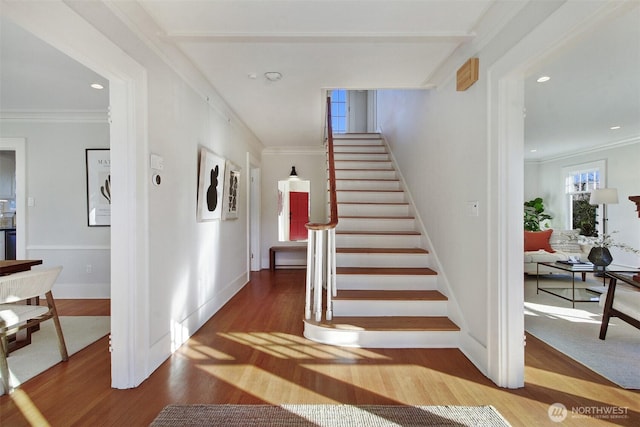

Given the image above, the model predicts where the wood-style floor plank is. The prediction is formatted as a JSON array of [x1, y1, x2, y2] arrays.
[[1, 269, 639, 426]]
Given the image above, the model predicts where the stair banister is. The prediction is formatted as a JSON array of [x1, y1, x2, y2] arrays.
[[305, 96, 338, 321]]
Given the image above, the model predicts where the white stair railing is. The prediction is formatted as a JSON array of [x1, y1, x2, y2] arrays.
[[305, 96, 338, 322]]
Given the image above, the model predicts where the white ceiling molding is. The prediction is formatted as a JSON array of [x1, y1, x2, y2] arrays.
[[0, 109, 108, 123]]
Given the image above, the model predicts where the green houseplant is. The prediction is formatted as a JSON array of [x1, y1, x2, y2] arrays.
[[524, 197, 552, 231]]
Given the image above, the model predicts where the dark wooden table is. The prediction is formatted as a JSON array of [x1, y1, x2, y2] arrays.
[[0, 259, 44, 352], [0, 259, 43, 275]]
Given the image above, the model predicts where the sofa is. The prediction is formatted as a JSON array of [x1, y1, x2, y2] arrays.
[[524, 229, 591, 276]]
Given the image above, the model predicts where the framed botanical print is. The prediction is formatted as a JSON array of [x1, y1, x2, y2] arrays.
[[86, 148, 111, 226], [222, 160, 240, 220]]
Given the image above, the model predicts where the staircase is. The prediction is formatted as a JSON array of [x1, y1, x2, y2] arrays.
[[303, 133, 460, 348]]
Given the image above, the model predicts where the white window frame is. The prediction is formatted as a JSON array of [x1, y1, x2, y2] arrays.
[[562, 160, 606, 234]]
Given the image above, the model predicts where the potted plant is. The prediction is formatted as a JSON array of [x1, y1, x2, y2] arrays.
[[583, 231, 640, 267], [524, 197, 552, 231]]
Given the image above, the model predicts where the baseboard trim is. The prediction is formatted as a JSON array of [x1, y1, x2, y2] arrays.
[[147, 271, 249, 374], [52, 282, 110, 299]]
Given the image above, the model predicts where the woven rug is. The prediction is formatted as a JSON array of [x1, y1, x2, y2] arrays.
[[524, 276, 639, 389], [0, 316, 110, 395], [149, 404, 511, 426]]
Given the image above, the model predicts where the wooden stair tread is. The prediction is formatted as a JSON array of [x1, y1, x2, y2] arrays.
[[339, 216, 415, 219], [335, 151, 387, 155], [338, 202, 409, 205], [337, 189, 403, 193], [316, 316, 459, 331], [337, 267, 437, 275], [336, 179, 399, 182], [335, 168, 395, 171], [336, 230, 420, 235], [337, 247, 428, 254], [335, 290, 446, 301]]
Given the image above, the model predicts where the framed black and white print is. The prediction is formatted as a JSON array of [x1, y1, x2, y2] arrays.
[[86, 148, 111, 227], [197, 147, 226, 222], [222, 160, 240, 220]]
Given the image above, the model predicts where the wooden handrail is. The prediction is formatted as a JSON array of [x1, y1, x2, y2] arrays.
[[306, 96, 338, 230]]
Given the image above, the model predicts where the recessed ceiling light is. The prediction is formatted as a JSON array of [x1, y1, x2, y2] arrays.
[[264, 72, 283, 82], [610, 126, 621, 130], [90, 83, 104, 90], [536, 76, 550, 83], [248, 73, 257, 80], [530, 149, 537, 153]]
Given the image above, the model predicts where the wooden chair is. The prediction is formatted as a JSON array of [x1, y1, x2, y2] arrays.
[[0, 266, 68, 393], [599, 272, 640, 340]]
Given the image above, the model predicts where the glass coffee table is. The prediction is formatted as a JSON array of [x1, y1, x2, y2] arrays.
[[536, 262, 640, 307]]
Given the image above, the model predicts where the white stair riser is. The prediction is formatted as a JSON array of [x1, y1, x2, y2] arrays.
[[338, 203, 409, 216], [336, 274, 438, 290], [336, 233, 420, 248], [337, 217, 415, 232], [334, 145, 387, 153], [335, 160, 393, 170], [332, 300, 448, 317], [334, 138, 383, 145], [304, 323, 459, 348], [336, 253, 429, 268], [335, 153, 389, 162], [335, 170, 397, 180], [336, 180, 402, 191], [337, 191, 405, 204]]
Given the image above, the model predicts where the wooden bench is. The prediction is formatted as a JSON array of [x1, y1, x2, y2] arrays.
[[269, 246, 307, 271]]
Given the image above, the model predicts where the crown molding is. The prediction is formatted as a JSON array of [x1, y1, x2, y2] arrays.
[[0, 109, 108, 123], [525, 135, 640, 165]]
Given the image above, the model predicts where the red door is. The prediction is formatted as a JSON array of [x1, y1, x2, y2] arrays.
[[289, 191, 309, 241]]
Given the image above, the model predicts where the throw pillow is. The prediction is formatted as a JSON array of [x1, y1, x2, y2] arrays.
[[549, 229, 582, 253], [524, 229, 555, 253]]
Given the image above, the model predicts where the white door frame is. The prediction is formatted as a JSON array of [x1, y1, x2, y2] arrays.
[[0, 138, 26, 259], [488, 0, 631, 387], [2, 0, 149, 388], [247, 152, 261, 273]]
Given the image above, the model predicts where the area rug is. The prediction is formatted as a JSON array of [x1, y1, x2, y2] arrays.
[[0, 316, 110, 395], [524, 276, 639, 389], [150, 404, 511, 426]]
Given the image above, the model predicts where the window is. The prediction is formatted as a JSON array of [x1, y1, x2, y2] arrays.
[[563, 161, 605, 236], [330, 89, 347, 133]]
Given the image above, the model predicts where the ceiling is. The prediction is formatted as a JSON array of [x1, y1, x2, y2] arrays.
[[1, 1, 639, 159]]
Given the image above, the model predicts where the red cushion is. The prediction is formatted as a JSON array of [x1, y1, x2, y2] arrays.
[[524, 229, 555, 253]]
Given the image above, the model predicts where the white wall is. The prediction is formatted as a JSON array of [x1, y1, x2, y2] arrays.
[[261, 149, 326, 268], [377, 85, 490, 346], [528, 141, 640, 267], [2, 0, 264, 384], [0, 120, 111, 297]]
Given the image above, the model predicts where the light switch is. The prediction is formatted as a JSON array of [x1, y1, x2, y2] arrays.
[[28, 197, 35, 207], [467, 201, 479, 217], [150, 154, 164, 171]]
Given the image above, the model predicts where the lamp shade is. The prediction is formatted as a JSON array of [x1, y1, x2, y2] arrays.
[[589, 188, 619, 205]]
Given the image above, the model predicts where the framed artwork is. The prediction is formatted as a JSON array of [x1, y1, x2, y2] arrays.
[[86, 148, 111, 227], [222, 160, 240, 220], [197, 147, 225, 222]]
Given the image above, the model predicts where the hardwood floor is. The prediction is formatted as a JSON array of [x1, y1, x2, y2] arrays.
[[1, 270, 638, 426]]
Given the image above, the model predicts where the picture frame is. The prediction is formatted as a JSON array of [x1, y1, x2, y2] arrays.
[[85, 149, 111, 227], [222, 160, 240, 220], [197, 147, 226, 222]]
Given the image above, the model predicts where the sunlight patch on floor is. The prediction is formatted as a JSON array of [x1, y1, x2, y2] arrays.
[[9, 389, 51, 427], [197, 364, 338, 403], [218, 332, 391, 360], [178, 339, 235, 360], [524, 302, 601, 324], [525, 366, 629, 407]]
